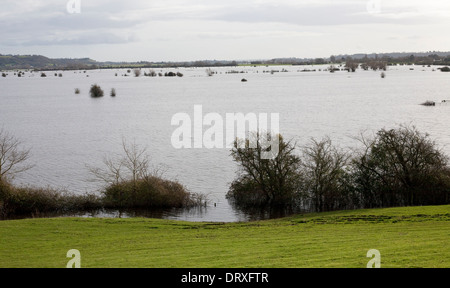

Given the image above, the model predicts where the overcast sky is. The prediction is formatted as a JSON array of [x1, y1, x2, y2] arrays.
[[1, 0, 449, 61]]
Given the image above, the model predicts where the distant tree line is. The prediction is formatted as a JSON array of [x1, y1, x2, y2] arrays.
[[227, 126, 450, 213], [2, 53, 450, 71]]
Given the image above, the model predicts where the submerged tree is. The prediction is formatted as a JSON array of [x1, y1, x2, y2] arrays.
[[351, 126, 450, 207], [0, 129, 33, 183], [301, 138, 352, 212], [227, 133, 302, 208], [89, 84, 104, 98]]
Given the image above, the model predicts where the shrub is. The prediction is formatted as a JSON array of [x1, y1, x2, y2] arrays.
[[0, 183, 102, 218], [165, 72, 177, 77], [89, 84, 104, 98], [440, 66, 450, 72], [1, 73, 6, 77], [144, 70, 157, 77], [133, 69, 141, 77], [0, 181, 13, 217], [41, 73, 47, 77], [102, 177, 195, 209], [110, 88, 116, 97], [89, 140, 206, 209], [74, 88, 80, 94], [421, 101, 436, 106]]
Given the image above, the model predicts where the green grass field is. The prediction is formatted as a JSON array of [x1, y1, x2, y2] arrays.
[[0, 205, 449, 268]]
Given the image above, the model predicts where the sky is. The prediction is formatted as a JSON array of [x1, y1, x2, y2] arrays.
[[1, 0, 450, 62]]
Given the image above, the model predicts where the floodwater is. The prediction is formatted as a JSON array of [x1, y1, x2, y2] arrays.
[[1, 65, 449, 222]]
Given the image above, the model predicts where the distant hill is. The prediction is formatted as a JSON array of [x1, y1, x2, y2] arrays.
[[0, 54, 98, 70]]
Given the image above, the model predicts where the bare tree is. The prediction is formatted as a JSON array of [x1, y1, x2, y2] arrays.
[[88, 157, 124, 186], [88, 139, 151, 186], [301, 138, 350, 212], [121, 139, 150, 184], [0, 128, 33, 183]]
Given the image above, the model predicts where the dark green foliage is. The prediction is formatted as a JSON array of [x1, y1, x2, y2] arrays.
[[165, 72, 177, 77], [421, 101, 436, 106], [89, 84, 104, 98]]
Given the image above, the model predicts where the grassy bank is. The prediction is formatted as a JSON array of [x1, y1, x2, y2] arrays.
[[0, 205, 449, 268]]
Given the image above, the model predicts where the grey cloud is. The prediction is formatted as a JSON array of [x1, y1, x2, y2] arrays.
[[202, 3, 424, 26], [17, 32, 139, 47]]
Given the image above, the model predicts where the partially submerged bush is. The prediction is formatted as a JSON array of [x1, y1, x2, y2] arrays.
[[90, 84, 104, 98], [102, 177, 196, 209], [0, 183, 102, 218], [144, 70, 157, 77], [89, 140, 206, 209], [74, 88, 80, 94], [421, 100, 436, 106], [165, 72, 177, 77], [110, 88, 116, 97], [440, 66, 450, 72]]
